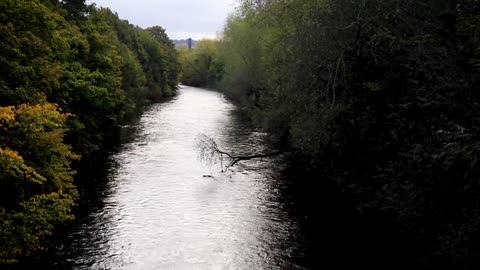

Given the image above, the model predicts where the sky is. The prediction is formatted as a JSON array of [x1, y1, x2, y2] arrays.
[[88, 0, 238, 40]]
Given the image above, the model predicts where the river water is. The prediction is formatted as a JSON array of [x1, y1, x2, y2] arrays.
[[46, 86, 309, 269]]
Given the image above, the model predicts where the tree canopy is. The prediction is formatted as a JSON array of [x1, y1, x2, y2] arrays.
[[200, 0, 480, 267], [178, 39, 224, 88]]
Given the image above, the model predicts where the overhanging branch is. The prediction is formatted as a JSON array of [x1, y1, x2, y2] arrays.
[[195, 133, 282, 172]]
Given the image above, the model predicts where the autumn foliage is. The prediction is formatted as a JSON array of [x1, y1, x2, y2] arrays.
[[0, 0, 179, 262]]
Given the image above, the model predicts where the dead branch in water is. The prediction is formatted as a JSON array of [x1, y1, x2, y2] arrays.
[[195, 133, 282, 172]]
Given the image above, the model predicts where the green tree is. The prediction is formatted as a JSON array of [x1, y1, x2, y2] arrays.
[[61, 0, 89, 20], [0, 0, 73, 105], [219, 0, 480, 266], [0, 0, 180, 262], [147, 26, 180, 96], [179, 39, 223, 87]]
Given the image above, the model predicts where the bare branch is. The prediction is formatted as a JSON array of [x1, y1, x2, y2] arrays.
[[195, 133, 282, 172]]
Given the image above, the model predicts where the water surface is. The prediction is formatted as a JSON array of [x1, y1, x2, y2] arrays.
[[50, 86, 308, 269]]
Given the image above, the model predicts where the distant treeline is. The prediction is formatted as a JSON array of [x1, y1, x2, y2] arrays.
[[180, 0, 480, 267], [0, 0, 179, 263], [178, 39, 223, 87]]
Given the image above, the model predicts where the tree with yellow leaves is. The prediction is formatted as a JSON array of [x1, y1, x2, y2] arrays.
[[0, 103, 79, 263]]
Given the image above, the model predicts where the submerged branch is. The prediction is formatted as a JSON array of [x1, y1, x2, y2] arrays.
[[225, 151, 283, 169], [195, 133, 282, 172]]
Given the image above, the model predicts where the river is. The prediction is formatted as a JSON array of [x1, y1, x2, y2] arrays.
[[42, 86, 309, 269]]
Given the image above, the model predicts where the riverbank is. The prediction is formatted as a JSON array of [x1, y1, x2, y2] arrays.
[[177, 83, 433, 268]]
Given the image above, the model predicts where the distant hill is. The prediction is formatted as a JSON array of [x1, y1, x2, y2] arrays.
[[173, 39, 197, 48]]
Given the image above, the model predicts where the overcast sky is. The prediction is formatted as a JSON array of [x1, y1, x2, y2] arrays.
[[88, 0, 237, 40]]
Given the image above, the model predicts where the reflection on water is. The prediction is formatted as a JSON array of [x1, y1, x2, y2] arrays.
[[49, 86, 309, 269]]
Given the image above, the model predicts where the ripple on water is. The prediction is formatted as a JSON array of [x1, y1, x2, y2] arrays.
[[50, 86, 309, 270]]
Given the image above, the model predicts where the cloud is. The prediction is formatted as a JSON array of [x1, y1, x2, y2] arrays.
[[88, 0, 237, 39]]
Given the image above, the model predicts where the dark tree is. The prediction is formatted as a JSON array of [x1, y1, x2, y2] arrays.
[[61, 0, 89, 19]]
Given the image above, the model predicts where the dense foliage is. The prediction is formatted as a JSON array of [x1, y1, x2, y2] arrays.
[[0, 0, 179, 262], [178, 39, 224, 87], [212, 0, 480, 267], [0, 103, 78, 263]]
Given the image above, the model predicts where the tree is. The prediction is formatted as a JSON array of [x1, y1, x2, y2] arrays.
[[147, 26, 181, 94], [61, 0, 89, 20], [0, 103, 79, 263], [178, 39, 223, 87], [0, 0, 180, 262], [147, 26, 174, 48], [219, 0, 480, 266]]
